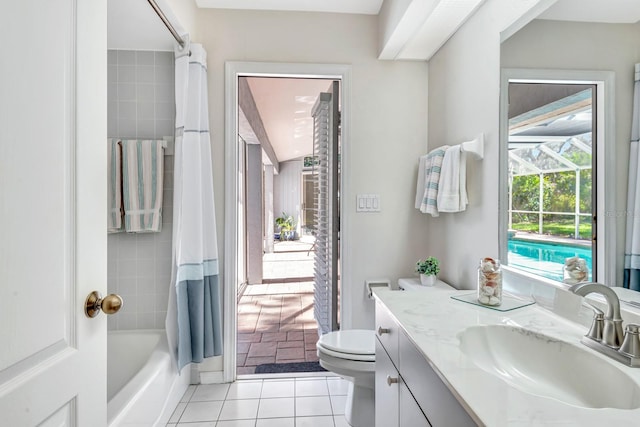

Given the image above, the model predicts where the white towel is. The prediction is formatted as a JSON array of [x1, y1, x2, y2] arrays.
[[437, 145, 468, 213], [107, 139, 123, 233], [419, 146, 449, 216], [122, 139, 165, 232]]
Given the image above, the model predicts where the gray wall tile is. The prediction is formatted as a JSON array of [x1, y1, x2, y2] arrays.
[[137, 84, 155, 102], [107, 49, 176, 331], [117, 83, 136, 101], [117, 50, 136, 65], [155, 51, 173, 66], [108, 50, 118, 65], [136, 65, 155, 83], [137, 102, 155, 120], [136, 51, 155, 66], [118, 65, 136, 83]]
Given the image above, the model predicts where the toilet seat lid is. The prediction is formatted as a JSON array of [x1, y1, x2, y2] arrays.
[[317, 330, 375, 356]]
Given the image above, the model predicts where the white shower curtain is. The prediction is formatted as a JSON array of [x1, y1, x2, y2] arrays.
[[166, 38, 223, 371], [624, 64, 640, 291]]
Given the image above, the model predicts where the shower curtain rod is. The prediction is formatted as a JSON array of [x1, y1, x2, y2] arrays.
[[147, 0, 186, 48]]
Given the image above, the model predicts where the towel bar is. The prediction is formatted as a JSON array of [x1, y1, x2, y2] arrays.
[[460, 134, 484, 159]]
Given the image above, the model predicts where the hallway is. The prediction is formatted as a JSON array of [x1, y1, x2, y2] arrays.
[[237, 239, 319, 375]]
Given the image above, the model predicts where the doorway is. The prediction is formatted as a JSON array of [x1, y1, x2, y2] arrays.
[[224, 63, 350, 381]]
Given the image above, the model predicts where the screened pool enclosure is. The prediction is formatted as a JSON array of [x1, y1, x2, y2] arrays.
[[507, 85, 594, 281]]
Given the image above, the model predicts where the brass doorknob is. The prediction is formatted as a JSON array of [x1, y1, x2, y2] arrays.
[[85, 291, 123, 318]]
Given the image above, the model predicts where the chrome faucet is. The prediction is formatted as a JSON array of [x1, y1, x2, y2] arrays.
[[569, 282, 624, 347], [569, 282, 640, 367]]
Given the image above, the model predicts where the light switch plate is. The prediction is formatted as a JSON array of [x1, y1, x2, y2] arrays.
[[356, 194, 381, 212]]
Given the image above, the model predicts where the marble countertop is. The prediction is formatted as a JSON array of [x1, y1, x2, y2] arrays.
[[374, 279, 640, 426]]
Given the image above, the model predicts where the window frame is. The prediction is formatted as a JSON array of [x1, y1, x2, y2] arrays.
[[499, 69, 616, 289]]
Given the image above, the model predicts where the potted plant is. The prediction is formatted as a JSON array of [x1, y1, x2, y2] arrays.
[[275, 212, 296, 241], [416, 257, 440, 286]]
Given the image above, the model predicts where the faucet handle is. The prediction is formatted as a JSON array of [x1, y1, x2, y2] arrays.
[[619, 324, 640, 358], [584, 303, 604, 341]]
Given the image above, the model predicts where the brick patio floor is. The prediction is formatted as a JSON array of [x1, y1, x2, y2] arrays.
[[237, 238, 319, 375]]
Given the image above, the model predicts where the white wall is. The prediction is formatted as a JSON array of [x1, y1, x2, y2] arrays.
[[426, 0, 548, 289], [164, 0, 199, 39], [501, 19, 640, 285], [196, 9, 430, 329], [274, 160, 303, 235]]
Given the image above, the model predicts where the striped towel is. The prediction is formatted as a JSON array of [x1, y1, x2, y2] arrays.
[[419, 146, 449, 217], [107, 139, 123, 233], [121, 139, 165, 232]]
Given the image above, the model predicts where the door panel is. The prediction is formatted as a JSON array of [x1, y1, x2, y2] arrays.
[[0, 0, 107, 424], [312, 81, 340, 334]]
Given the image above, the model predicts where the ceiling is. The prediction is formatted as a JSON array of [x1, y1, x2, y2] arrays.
[[539, 0, 640, 23], [243, 78, 335, 163], [108, 0, 175, 51], [107, 1, 640, 51], [195, 0, 383, 15]]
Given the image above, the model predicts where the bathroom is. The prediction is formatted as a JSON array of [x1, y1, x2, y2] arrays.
[[3, 0, 640, 425]]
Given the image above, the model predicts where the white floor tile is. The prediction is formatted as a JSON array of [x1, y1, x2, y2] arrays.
[[180, 401, 224, 423], [295, 415, 335, 427], [181, 385, 197, 402], [294, 376, 330, 381], [176, 422, 216, 427], [295, 396, 333, 417], [326, 378, 349, 396], [215, 420, 256, 427], [295, 379, 328, 397], [168, 402, 187, 423], [226, 381, 263, 400], [329, 395, 347, 415], [333, 414, 351, 427], [256, 418, 295, 427], [191, 383, 230, 402], [218, 399, 260, 420], [261, 380, 295, 398], [257, 397, 295, 419]]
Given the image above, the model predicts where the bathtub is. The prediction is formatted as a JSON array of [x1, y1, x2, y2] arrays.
[[107, 330, 190, 426]]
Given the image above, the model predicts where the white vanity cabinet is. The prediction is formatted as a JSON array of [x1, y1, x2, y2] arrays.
[[376, 333, 430, 426], [375, 300, 477, 427]]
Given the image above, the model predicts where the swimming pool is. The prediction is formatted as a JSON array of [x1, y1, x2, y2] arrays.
[[507, 239, 592, 282]]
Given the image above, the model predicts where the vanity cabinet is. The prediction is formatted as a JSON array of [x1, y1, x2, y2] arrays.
[[376, 338, 430, 427], [375, 300, 477, 427]]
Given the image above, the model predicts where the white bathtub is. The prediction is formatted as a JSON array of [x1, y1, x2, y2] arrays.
[[107, 330, 189, 426]]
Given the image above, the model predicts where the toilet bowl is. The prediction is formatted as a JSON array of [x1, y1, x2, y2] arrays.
[[316, 329, 375, 427]]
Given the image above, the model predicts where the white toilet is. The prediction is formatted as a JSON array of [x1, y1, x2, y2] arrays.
[[316, 329, 375, 427]]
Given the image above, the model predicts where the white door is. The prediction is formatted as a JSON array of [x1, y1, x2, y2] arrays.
[[0, 0, 107, 425]]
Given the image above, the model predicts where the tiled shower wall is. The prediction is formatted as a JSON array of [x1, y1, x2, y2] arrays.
[[107, 50, 175, 330]]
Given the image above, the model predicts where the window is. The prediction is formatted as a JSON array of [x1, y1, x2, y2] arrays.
[[500, 71, 615, 287]]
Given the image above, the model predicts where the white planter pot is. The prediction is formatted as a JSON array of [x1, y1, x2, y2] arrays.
[[420, 274, 437, 286]]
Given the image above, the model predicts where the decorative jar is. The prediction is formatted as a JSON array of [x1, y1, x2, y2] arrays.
[[477, 258, 502, 306]]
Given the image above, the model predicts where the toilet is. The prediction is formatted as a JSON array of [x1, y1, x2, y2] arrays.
[[316, 329, 375, 427]]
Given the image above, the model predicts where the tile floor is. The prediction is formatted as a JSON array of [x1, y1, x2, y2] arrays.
[[237, 284, 319, 375], [167, 376, 351, 427], [237, 238, 320, 375]]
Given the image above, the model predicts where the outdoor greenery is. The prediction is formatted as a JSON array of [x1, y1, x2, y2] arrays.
[[511, 219, 592, 240], [511, 166, 592, 240], [275, 212, 297, 241], [275, 212, 295, 232]]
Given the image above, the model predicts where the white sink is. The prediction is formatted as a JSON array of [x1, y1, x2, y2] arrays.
[[458, 325, 640, 409]]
